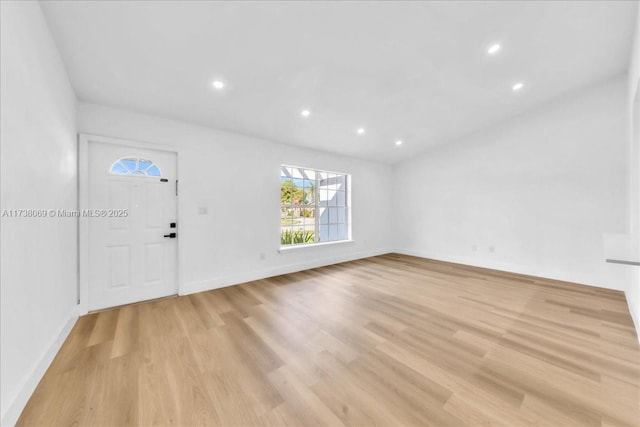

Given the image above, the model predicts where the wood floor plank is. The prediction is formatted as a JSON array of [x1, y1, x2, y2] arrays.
[[16, 254, 640, 426], [111, 305, 138, 359], [268, 365, 346, 427], [86, 309, 118, 347]]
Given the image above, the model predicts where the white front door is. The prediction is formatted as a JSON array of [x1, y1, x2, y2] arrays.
[[87, 142, 178, 311]]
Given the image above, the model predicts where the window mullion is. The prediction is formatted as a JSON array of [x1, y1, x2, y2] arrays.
[[346, 175, 350, 240]]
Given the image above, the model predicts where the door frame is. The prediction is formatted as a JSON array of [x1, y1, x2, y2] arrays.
[[78, 133, 182, 315]]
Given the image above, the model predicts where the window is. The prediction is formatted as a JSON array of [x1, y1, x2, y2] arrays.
[[280, 165, 350, 247], [110, 157, 162, 177]]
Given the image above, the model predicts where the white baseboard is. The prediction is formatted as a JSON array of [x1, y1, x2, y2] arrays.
[[1, 310, 78, 427], [180, 248, 392, 295], [394, 248, 615, 290]]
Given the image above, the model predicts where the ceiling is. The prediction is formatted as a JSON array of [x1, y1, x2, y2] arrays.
[[41, 1, 638, 164]]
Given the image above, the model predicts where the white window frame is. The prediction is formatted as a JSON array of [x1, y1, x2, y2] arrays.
[[280, 164, 352, 250], [109, 156, 163, 177]]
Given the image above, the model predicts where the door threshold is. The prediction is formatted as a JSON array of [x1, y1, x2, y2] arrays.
[[87, 294, 178, 314]]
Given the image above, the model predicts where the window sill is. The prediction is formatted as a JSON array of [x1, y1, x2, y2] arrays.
[[278, 240, 355, 253]]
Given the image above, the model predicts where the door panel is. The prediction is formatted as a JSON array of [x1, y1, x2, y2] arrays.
[[144, 243, 163, 284], [108, 245, 130, 288], [144, 183, 163, 228], [108, 180, 130, 230], [88, 142, 177, 311]]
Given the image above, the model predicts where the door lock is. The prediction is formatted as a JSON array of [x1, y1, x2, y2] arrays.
[[163, 233, 177, 238]]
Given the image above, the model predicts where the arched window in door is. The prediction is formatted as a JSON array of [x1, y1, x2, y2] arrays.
[[109, 157, 162, 177]]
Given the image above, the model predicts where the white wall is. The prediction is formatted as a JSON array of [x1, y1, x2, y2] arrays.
[[623, 5, 640, 333], [393, 76, 628, 289], [0, 2, 78, 425], [0, 4, 634, 424], [77, 103, 393, 297]]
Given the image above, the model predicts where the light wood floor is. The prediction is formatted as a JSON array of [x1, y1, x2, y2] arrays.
[[18, 254, 640, 426]]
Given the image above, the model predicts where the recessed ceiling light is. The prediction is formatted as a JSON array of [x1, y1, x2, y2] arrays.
[[301, 110, 311, 117], [487, 43, 501, 55], [395, 140, 403, 146], [512, 82, 524, 92], [357, 128, 365, 135], [212, 80, 225, 90]]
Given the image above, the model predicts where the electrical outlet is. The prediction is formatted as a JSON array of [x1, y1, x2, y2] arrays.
[[198, 206, 208, 215], [472, 244, 477, 251], [260, 252, 266, 260], [489, 246, 495, 253]]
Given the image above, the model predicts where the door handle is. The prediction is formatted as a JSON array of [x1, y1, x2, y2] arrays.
[[163, 233, 177, 238]]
